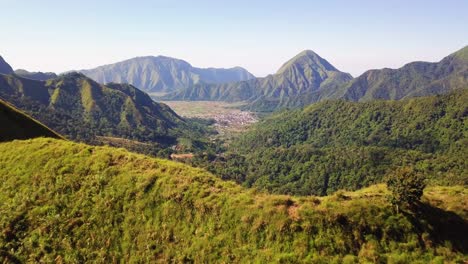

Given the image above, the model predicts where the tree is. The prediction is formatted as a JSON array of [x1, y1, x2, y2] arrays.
[[386, 167, 426, 213]]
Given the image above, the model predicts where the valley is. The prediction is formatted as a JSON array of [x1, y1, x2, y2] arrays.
[[0, 13, 466, 261], [160, 100, 258, 138]]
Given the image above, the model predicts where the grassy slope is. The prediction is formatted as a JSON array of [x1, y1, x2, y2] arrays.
[[0, 99, 62, 142], [0, 138, 466, 263]]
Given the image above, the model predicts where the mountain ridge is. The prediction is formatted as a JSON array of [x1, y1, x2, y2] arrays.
[[163, 46, 468, 112], [163, 50, 353, 110], [0, 55, 14, 75], [79, 56, 255, 93], [0, 70, 195, 151]]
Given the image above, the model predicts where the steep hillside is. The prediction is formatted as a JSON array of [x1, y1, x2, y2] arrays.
[[197, 90, 468, 196], [14, 69, 57, 81], [0, 138, 466, 262], [0, 56, 13, 75], [0, 72, 207, 153], [332, 45, 468, 101], [79, 56, 255, 93], [0, 99, 62, 141], [163, 50, 353, 111]]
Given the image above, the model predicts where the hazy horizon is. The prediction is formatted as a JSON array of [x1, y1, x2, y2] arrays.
[[1, 0, 467, 77]]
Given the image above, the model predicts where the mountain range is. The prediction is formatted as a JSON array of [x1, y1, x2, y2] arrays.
[[0, 59, 204, 153], [163, 46, 468, 111], [14, 69, 58, 81], [162, 50, 353, 110], [79, 56, 255, 93]]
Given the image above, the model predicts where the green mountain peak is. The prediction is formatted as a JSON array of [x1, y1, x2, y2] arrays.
[[276, 50, 338, 74]]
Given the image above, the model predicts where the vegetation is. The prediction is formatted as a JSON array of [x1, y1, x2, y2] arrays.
[[0, 138, 466, 262], [163, 46, 468, 112], [386, 167, 427, 213], [0, 72, 213, 156], [163, 50, 352, 112], [191, 90, 467, 196], [0, 98, 62, 142]]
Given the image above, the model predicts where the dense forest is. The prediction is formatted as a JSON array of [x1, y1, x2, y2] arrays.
[[189, 90, 467, 196]]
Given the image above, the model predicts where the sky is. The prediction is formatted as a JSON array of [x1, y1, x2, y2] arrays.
[[1, 0, 467, 77]]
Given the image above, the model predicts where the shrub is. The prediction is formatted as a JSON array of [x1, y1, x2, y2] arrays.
[[386, 167, 426, 213]]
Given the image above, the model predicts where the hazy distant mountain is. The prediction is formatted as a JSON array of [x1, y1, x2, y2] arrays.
[[0, 56, 13, 75], [163, 50, 353, 111], [14, 69, 57, 81], [79, 56, 255, 93], [331, 45, 468, 101]]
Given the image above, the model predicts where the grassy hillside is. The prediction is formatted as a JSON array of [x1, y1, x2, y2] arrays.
[[197, 90, 467, 196], [0, 138, 466, 262], [0, 99, 62, 141]]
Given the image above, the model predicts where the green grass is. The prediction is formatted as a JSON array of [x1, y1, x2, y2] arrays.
[[0, 138, 466, 263]]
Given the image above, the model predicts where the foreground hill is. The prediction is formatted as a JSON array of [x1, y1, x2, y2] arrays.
[[200, 90, 467, 196], [0, 138, 466, 262], [0, 71, 207, 154], [163, 50, 353, 111], [79, 56, 255, 93], [0, 99, 62, 141]]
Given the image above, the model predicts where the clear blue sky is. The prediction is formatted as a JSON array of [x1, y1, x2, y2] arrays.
[[1, 0, 467, 77]]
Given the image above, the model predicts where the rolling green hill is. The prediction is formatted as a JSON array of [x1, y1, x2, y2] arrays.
[[0, 138, 466, 262], [198, 90, 467, 196], [0, 71, 208, 154], [0, 99, 62, 142], [79, 56, 255, 93]]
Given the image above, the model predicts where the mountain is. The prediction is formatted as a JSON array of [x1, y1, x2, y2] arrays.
[[0, 138, 466, 262], [79, 56, 255, 93], [0, 98, 62, 142], [0, 55, 14, 75], [331, 45, 468, 101], [164, 46, 468, 112], [199, 90, 467, 196], [163, 50, 353, 111], [0, 71, 205, 153], [14, 69, 57, 81]]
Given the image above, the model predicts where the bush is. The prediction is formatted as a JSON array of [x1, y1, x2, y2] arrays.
[[386, 167, 426, 212]]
